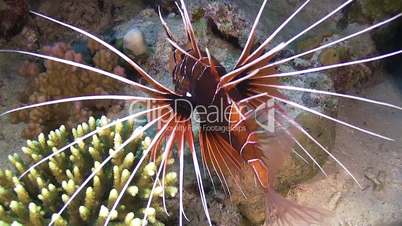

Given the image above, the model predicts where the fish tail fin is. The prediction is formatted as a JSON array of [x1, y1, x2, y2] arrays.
[[264, 189, 329, 226]]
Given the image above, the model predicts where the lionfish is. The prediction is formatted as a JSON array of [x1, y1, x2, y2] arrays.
[[1, 0, 402, 225]]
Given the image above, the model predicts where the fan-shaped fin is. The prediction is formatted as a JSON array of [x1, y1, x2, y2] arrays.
[[264, 189, 329, 226]]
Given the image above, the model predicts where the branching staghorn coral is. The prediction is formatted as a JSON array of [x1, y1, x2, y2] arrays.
[[0, 116, 177, 226], [12, 41, 127, 139]]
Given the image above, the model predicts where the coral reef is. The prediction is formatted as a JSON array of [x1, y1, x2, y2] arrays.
[[0, 116, 177, 225], [141, 0, 176, 15], [35, 0, 113, 42], [17, 60, 41, 79], [0, 0, 149, 51], [0, 0, 29, 40], [318, 45, 375, 92], [313, 30, 381, 92], [296, 30, 379, 92], [204, 1, 248, 46], [357, 0, 402, 22], [180, 190, 243, 226], [0, 1, 400, 225], [12, 41, 127, 139]]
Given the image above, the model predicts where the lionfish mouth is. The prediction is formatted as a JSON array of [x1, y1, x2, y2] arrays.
[[1, 0, 402, 225]]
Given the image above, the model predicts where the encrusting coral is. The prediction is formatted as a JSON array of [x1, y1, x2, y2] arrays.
[[204, 1, 248, 45], [0, 116, 177, 226], [12, 40, 127, 139], [34, 0, 113, 42]]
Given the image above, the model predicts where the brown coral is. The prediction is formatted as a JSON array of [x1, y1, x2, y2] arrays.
[[18, 60, 41, 78], [205, 2, 248, 46], [12, 41, 127, 138], [0, 0, 29, 40], [35, 0, 113, 42], [319, 46, 377, 92]]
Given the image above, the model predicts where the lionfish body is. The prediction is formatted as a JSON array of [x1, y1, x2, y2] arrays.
[[171, 46, 275, 189], [1, 0, 402, 225]]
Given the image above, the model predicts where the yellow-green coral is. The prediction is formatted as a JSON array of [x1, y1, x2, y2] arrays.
[[0, 116, 177, 226]]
